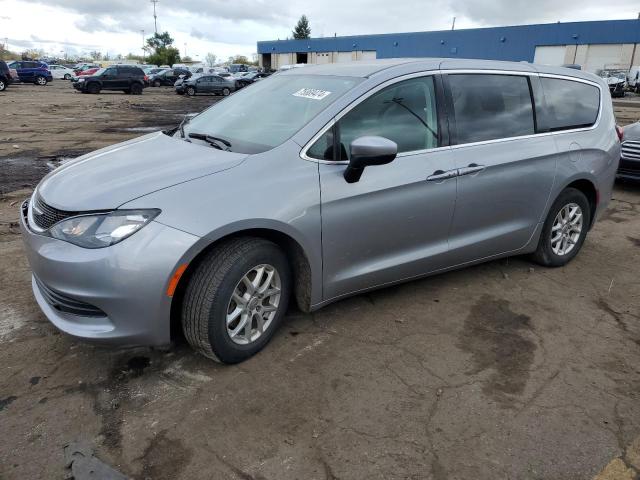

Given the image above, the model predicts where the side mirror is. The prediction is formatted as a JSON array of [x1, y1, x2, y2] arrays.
[[344, 136, 397, 183]]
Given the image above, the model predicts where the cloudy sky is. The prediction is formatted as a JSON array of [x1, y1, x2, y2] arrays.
[[1, 0, 639, 61]]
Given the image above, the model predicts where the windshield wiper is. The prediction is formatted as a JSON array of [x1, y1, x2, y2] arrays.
[[188, 133, 232, 151]]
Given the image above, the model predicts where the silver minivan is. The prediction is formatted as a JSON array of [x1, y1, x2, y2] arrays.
[[20, 59, 620, 363]]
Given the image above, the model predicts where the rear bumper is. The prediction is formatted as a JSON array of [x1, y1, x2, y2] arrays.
[[20, 199, 200, 346]]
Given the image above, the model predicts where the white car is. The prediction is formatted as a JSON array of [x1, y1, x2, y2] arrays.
[[48, 65, 75, 80]]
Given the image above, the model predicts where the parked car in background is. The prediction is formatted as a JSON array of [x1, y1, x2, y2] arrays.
[[73, 65, 146, 94], [0, 60, 12, 91], [149, 68, 191, 86], [619, 122, 640, 180], [20, 59, 619, 364], [7, 60, 53, 85], [235, 71, 271, 89], [73, 64, 100, 75], [228, 63, 249, 74], [71, 68, 100, 81], [48, 64, 75, 80], [176, 74, 236, 96], [597, 69, 627, 98], [628, 66, 640, 93]]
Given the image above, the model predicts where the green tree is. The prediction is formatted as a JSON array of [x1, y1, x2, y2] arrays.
[[145, 31, 181, 66], [229, 55, 249, 64], [292, 15, 311, 39]]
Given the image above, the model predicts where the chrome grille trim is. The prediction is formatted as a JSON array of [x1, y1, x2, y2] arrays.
[[31, 194, 79, 231], [621, 141, 640, 161]]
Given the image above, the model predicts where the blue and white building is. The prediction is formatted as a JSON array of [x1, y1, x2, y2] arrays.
[[257, 19, 640, 73]]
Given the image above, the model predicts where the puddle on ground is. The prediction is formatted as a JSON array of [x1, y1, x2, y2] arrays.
[[120, 126, 165, 133], [0, 155, 78, 194]]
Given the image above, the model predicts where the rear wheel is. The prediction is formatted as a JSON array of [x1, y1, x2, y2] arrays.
[[0, 79, 5, 91], [64, 74, 71, 80], [222, 87, 231, 96], [532, 188, 591, 267], [181, 237, 291, 363], [35, 75, 47, 86], [153, 79, 161, 87], [186, 86, 196, 96], [86, 82, 100, 94], [130, 83, 143, 95]]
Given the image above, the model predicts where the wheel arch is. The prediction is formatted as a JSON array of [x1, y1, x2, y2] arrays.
[[562, 178, 598, 229], [169, 225, 316, 341]]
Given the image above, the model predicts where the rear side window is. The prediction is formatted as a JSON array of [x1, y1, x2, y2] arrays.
[[539, 78, 600, 131], [448, 74, 535, 144]]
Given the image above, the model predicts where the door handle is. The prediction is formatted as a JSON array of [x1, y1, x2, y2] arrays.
[[458, 163, 486, 176], [427, 169, 458, 182]]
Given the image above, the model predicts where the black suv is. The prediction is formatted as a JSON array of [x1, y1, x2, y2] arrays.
[[0, 60, 12, 91], [73, 65, 146, 94]]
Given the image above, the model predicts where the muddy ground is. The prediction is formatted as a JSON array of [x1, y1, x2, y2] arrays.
[[1, 81, 640, 480]]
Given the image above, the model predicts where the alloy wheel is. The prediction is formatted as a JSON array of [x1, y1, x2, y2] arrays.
[[36, 76, 47, 85], [226, 264, 281, 345], [551, 203, 583, 256], [0, 80, 5, 91]]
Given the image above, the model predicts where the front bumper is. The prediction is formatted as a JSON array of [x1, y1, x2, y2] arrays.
[[618, 141, 640, 180], [19, 200, 200, 346]]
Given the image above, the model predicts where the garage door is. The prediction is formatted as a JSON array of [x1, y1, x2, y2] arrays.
[[584, 44, 625, 73], [534, 46, 566, 66], [360, 51, 376, 60], [336, 52, 352, 63]]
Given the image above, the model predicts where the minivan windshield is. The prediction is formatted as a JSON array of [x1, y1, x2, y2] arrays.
[[181, 74, 362, 154]]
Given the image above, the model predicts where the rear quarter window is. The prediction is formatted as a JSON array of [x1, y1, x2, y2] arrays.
[[538, 78, 600, 131]]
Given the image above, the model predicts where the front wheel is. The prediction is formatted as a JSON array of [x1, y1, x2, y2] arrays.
[[222, 87, 231, 96], [153, 80, 161, 87], [0, 79, 5, 91], [532, 188, 591, 267], [86, 82, 100, 94], [64, 74, 71, 80], [35, 75, 47, 86], [130, 83, 143, 95], [186, 86, 196, 96], [181, 237, 291, 363]]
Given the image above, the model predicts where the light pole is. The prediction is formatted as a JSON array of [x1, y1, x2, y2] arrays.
[[150, 0, 158, 34], [141, 29, 145, 61], [184, 42, 187, 59]]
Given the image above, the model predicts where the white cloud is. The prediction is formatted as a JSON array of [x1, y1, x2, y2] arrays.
[[1, 0, 639, 60]]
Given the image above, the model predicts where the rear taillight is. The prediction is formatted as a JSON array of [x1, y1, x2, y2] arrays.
[[144, 75, 148, 81], [616, 125, 624, 142]]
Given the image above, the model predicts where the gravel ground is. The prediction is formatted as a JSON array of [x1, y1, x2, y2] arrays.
[[0, 80, 639, 480]]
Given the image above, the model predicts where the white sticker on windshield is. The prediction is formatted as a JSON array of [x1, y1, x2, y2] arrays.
[[292, 88, 332, 100]]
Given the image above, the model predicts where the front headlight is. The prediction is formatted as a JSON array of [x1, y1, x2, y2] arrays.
[[49, 209, 160, 248], [77, 78, 85, 82]]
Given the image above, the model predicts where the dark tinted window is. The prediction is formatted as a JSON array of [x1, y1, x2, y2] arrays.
[[449, 74, 535, 144], [539, 78, 600, 131]]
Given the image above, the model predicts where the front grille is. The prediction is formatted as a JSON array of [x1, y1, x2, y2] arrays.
[[31, 194, 78, 230], [621, 141, 640, 161], [34, 276, 106, 317]]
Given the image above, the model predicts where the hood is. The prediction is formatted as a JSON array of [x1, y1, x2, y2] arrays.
[[623, 121, 640, 141], [37, 132, 247, 211]]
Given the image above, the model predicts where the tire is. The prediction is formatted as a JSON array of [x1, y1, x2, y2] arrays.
[[532, 188, 591, 267], [182, 237, 291, 363], [186, 86, 196, 96], [64, 74, 71, 80], [130, 83, 143, 95], [222, 88, 231, 96], [153, 80, 161, 87], [35, 75, 47, 86], [0, 79, 5, 92], [86, 83, 100, 94]]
